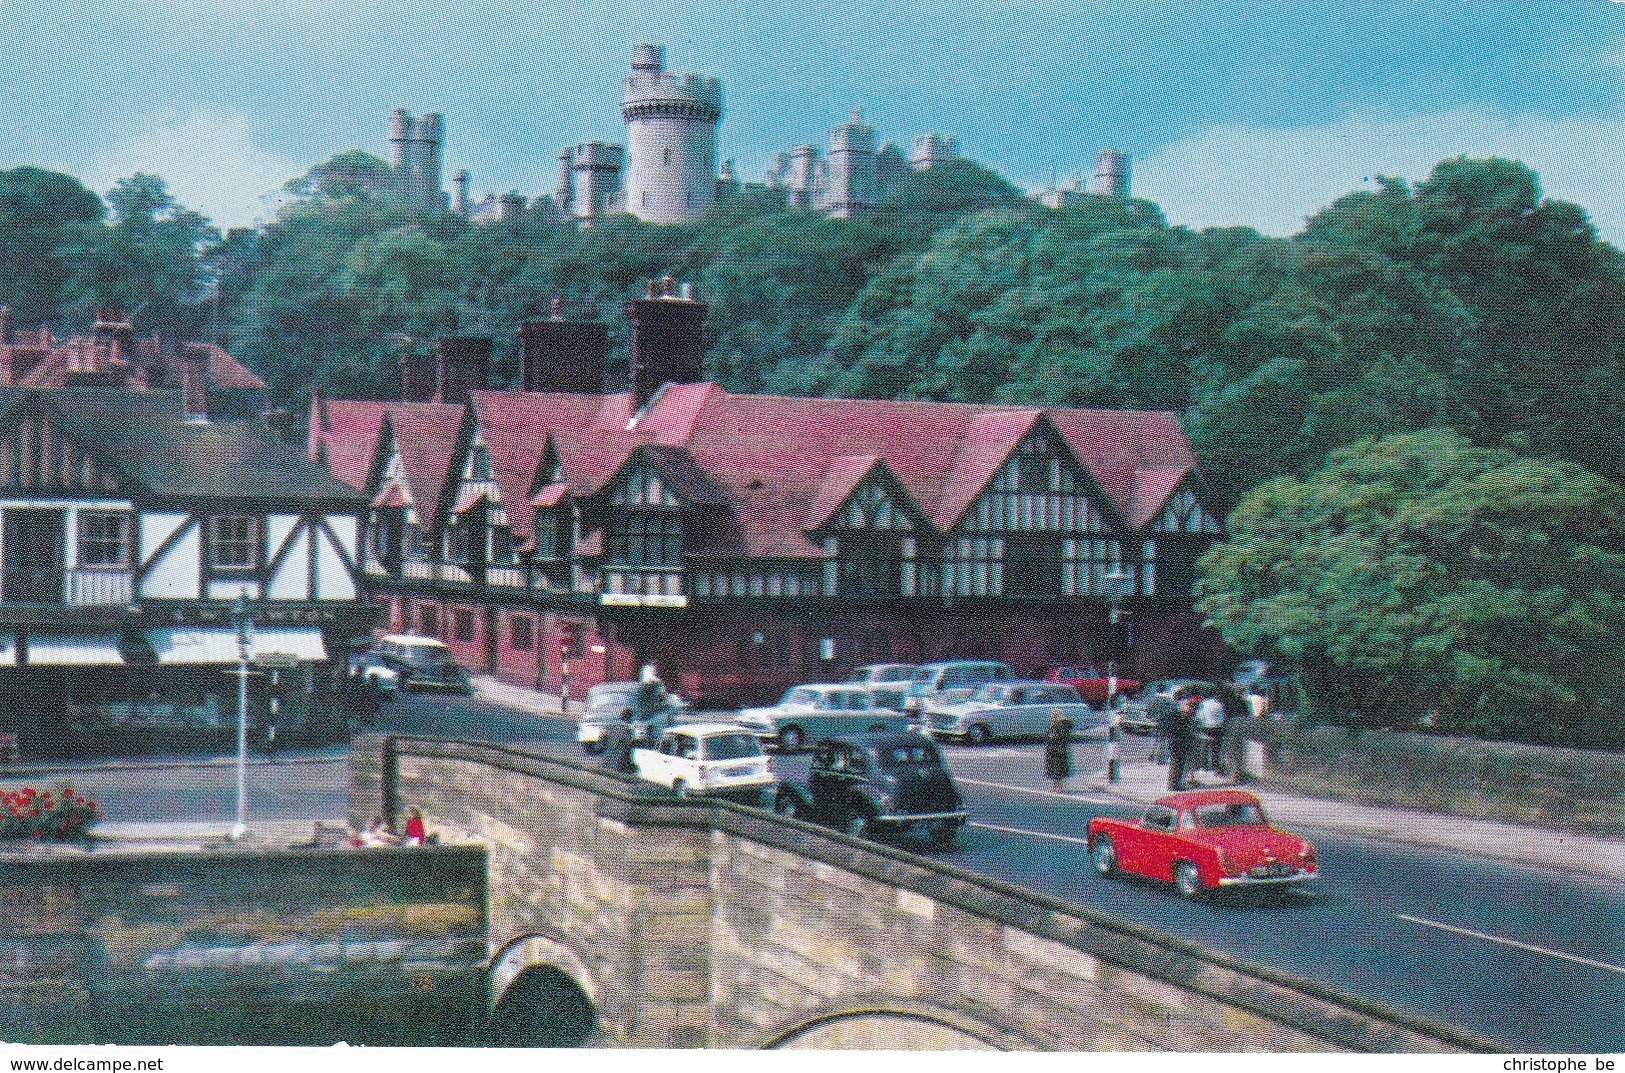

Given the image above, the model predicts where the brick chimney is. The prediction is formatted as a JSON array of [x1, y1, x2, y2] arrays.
[[0, 307, 12, 346], [517, 298, 609, 394], [434, 336, 492, 405], [626, 276, 707, 410], [182, 346, 210, 422], [400, 353, 436, 402]]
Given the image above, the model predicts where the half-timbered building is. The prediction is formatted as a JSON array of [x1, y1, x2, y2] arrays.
[[0, 386, 372, 756], [310, 287, 1228, 706]]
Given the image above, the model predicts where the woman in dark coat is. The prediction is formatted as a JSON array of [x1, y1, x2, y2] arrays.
[[1044, 707, 1075, 793]]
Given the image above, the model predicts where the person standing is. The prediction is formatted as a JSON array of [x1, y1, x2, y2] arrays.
[[1165, 690, 1201, 791], [1196, 691, 1225, 772], [1043, 707, 1075, 793], [404, 806, 427, 846], [1146, 688, 1180, 765]]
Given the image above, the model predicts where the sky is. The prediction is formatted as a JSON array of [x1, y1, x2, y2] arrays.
[[4, 0, 1625, 240]]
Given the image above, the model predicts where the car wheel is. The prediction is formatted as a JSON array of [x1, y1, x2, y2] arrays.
[[779, 725, 805, 752], [672, 779, 690, 799], [844, 811, 873, 840], [1173, 860, 1204, 900], [774, 791, 802, 819], [968, 724, 992, 745], [1091, 834, 1117, 877], [581, 740, 605, 756]]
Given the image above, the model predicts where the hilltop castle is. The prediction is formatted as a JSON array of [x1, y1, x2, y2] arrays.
[[388, 43, 1130, 226]]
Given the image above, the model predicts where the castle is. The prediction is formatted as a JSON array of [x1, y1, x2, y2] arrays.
[[387, 43, 1130, 226]]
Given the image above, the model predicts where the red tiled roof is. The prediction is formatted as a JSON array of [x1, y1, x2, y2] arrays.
[[530, 481, 570, 508], [386, 403, 466, 528], [311, 400, 389, 490], [452, 489, 488, 515], [372, 485, 408, 509], [6, 337, 266, 391], [328, 380, 1204, 559]]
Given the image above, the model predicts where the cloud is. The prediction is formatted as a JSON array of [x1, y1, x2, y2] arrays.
[[1135, 107, 1625, 244], [82, 110, 302, 230]]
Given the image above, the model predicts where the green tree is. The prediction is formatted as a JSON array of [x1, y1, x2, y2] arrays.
[[0, 167, 104, 328], [1196, 429, 1625, 746], [60, 174, 219, 336]]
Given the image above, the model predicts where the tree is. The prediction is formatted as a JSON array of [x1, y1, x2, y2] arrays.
[[286, 150, 397, 202], [1196, 429, 1625, 746], [0, 167, 104, 328], [60, 174, 219, 336]]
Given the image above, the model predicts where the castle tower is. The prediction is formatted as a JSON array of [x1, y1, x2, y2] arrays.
[[388, 109, 413, 173], [555, 149, 574, 213], [786, 144, 820, 209], [568, 142, 626, 219], [452, 170, 471, 216], [908, 133, 960, 171], [386, 109, 448, 212], [1088, 148, 1130, 197], [827, 110, 878, 218], [621, 43, 724, 224], [875, 142, 907, 201]]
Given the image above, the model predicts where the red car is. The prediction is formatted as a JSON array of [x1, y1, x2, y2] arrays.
[[1086, 790, 1318, 899], [1045, 665, 1140, 707]]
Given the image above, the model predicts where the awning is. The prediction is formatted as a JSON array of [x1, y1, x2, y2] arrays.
[[451, 490, 488, 515], [530, 481, 569, 508], [26, 633, 125, 666], [372, 485, 409, 509], [144, 626, 328, 665]]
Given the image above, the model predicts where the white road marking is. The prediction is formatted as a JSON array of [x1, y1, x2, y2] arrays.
[[971, 821, 1093, 847], [955, 777, 1110, 804], [1396, 914, 1625, 976]]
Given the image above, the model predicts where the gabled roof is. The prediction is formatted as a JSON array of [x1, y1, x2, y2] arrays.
[[310, 398, 389, 490], [383, 403, 467, 529], [802, 454, 886, 532], [929, 409, 1046, 530], [8, 337, 266, 391], [2, 388, 360, 503], [1126, 466, 1194, 530]]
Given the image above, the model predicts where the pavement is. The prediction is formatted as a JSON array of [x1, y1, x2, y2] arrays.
[[472, 676, 1625, 882]]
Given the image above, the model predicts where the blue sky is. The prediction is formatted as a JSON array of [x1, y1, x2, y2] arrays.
[[5, 0, 1625, 239]]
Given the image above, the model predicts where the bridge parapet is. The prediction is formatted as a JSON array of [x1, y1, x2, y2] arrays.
[[355, 734, 1498, 1052]]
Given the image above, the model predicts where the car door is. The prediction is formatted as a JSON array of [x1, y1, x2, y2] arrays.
[[1120, 804, 1177, 875]]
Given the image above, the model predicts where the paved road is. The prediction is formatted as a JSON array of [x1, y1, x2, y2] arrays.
[[15, 690, 1622, 1051]]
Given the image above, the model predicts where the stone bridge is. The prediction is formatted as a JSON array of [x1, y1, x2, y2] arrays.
[[353, 735, 1496, 1051]]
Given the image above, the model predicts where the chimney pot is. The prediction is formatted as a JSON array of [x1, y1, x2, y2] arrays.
[[518, 313, 608, 394], [434, 336, 492, 405], [626, 283, 708, 410], [400, 353, 436, 402]]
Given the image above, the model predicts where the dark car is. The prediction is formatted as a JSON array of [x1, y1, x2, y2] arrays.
[[373, 634, 473, 694], [773, 731, 967, 845]]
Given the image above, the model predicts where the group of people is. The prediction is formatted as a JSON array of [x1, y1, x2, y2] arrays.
[[1150, 683, 1258, 791], [350, 806, 432, 848]]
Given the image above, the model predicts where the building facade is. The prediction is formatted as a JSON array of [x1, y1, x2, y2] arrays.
[[0, 386, 373, 758], [311, 283, 1227, 707]]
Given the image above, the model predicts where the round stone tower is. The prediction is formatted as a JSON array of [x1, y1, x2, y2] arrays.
[[621, 43, 723, 225]]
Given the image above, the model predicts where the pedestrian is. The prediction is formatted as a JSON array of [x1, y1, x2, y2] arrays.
[[1043, 707, 1075, 793], [264, 720, 278, 760], [1196, 690, 1224, 772], [1166, 690, 1201, 791], [1146, 687, 1180, 765], [600, 712, 640, 775], [404, 806, 427, 846], [1247, 684, 1271, 720]]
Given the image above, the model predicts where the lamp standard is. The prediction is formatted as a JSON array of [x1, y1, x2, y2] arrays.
[[1101, 566, 1135, 784], [230, 592, 255, 841]]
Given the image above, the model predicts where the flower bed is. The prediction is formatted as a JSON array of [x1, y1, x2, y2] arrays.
[[2, 785, 102, 841]]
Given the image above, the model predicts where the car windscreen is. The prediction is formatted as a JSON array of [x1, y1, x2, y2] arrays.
[[780, 687, 821, 706], [879, 743, 941, 767], [874, 666, 914, 683], [969, 683, 1006, 702], [1194, 802, 1265, 827], [703, 733, 763, 760], [393, 644, 450, 667]]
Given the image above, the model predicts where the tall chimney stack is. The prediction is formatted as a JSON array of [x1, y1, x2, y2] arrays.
[[400, 353, 437, 402], [434, 336, 492, 405], [181, 346, 210, 422], [517, 298, 609, 394], [625, 276, 707, 410], [0, 307, 12, 346]]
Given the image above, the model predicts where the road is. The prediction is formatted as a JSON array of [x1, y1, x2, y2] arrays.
[[16, 690, 1622, 1052]]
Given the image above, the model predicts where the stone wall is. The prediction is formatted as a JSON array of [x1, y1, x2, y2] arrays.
[[0, 841, 487, 1045], [1231, 719, 1625, 835], [363, 734, 1494, 1052]]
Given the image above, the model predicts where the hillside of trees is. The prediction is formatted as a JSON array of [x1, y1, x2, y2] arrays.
[[5, 153, 1624, 743]]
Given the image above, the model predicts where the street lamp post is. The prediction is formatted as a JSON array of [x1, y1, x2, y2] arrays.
[[1101, 566, 1135, 784], [230, 592, 255, 841]]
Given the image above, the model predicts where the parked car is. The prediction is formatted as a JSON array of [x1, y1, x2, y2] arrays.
[[923, 681, 1105, 744], [372, 634, 472, 694], [1114, 678, 1218, 734], [1044, 665, 1140, 707], [901, 660, 1015, 715], [1086, 789, 1319, 900], [736, 684, 911, 752], [577, 681, 689, 754], [632, 723, 777, 804], [845, 663, 919, 710], [347, 652, 399, 696], [773, 731, 967, 845]]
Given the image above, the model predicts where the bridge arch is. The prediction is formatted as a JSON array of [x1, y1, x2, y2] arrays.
[[487, 933, 602, 1047], [757, 997, 1043, 1051]]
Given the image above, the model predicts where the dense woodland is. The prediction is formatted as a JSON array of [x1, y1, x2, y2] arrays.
[[4, 152, 1624, 745]]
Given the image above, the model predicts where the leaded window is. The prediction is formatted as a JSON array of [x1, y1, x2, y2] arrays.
[[210, 516, 257, 571], [78, 511, 130, 568]]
